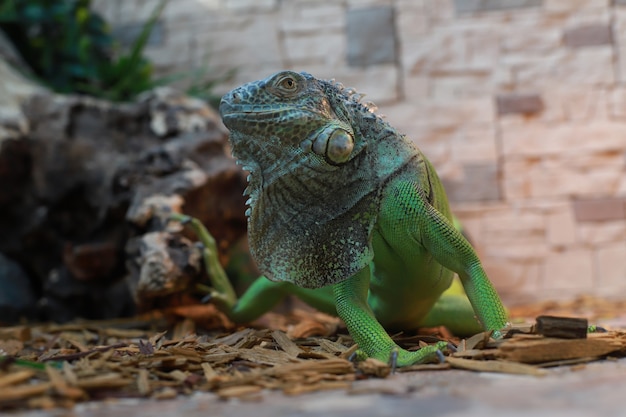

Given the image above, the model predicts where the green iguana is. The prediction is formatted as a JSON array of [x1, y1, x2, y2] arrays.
[[172, 70, 508, 367]]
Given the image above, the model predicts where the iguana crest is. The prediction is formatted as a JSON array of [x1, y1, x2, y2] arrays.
[[219, 71, 415, 288]]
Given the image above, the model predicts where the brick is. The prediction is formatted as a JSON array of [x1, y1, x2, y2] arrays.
[[577, 222, 626, 244], [496, 93, 544, 116], [573, 198, 626, 222], [280, 3, 344, 33], [513, 48, 614, 87], [547, 207, 577, 246], [594, 241, 626, 289], [308, 64, 399, 104], [542, 249, 594, 291], [283, 32, 346, 66], [501, 121, 626, 157], [346, 6, 397, 67], [482, 259, 542, 296], [544, 0, 610, 11], [443, 163, 501, 203], [563, 24, 612, 48], [224, 0, 277, 12], [482, 211, 545, 240], [449, 124, 498, 163], [484, 240, 549, 261], [502, 156, 625, 199], [453, 0, 542, 14]]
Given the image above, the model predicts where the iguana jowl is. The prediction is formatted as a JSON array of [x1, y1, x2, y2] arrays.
[[179, 71, 508, 366]]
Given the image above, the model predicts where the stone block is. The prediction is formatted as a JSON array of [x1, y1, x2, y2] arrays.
[[430, 74, 495, 99], [346, 6, 397, 67], [347, 0, 394, 7], [512, 48, 614, 87], [160, 0, 220, 21], [313, 64, 400, 104], [502, 155, 624, 200], [496, 93, 544, 116], [223, 0, 278, 12], [484, 240, 549, 261], [546, 206, 578, 246], [563, 24, 612, 47], [500, 121, 626, 157], [482, 259, 542, 296], [442, 163, 501, 202], [390, 97, 495, 125], [542, 249, 594, 291], [544, 0, 610, 12], [572, 198, 626, 222], [500, 22, 562, 54], [577, 221, 626, 244], [453, 0, 542, 14], [449, 124, 498, 163], [608, 87, 626, 118], [482, 210, 546, 240], [280, 3, 345, 33], [193, 15, 283, 73], [283, 32, 347, 67], [594, 241, 626, 288], [405, 30, 499, 76]]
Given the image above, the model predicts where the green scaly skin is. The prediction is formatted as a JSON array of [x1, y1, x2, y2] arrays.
[[178, 71, 509, 367]]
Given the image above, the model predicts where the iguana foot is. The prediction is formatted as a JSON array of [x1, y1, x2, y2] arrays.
[[390, 341, 449, 367], [168, 213, 238, 312]]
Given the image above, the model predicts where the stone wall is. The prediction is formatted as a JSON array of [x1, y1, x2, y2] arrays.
[[92, 0, 626, 303]]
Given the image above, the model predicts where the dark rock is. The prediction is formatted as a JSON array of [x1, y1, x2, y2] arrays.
[[0, 252, 37, 324]]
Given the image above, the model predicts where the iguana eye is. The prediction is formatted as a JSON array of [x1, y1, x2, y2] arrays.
[[278, 77, 297, 91]]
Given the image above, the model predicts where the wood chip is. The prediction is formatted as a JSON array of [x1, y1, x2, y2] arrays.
[[0, 326, 31, 342], [216, 385, 263, 399], [497, 334, 622, 364], [446, 357, 547, 376], [137, 369, 151, 395], [0, 370, 36, 388], [271, 330, 303, 357], [0, 382, 53, 402], [534, 315, 588, 339]]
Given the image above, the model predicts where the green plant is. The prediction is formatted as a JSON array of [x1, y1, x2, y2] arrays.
[[0, 0, 168, 102]]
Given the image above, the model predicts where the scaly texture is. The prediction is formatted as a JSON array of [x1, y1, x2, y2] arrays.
[[183, 71, 509, 366]]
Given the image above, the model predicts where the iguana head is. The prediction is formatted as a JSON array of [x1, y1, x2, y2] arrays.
[[220, 71, 363, 173], [218, 71, 393, 288]]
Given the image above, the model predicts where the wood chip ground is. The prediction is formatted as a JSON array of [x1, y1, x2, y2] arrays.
[[1, 297, 625, 410]]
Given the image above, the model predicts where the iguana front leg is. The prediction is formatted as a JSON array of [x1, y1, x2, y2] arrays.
[[169, 214, 336, 322], [334, 267, 448, 366], [404, 184, 509, 337]]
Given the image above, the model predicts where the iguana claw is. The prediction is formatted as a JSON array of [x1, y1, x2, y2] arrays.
[[389, 348, 399, 373]]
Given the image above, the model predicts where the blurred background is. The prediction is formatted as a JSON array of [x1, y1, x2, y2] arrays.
[[1, 0, 625, 323]]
